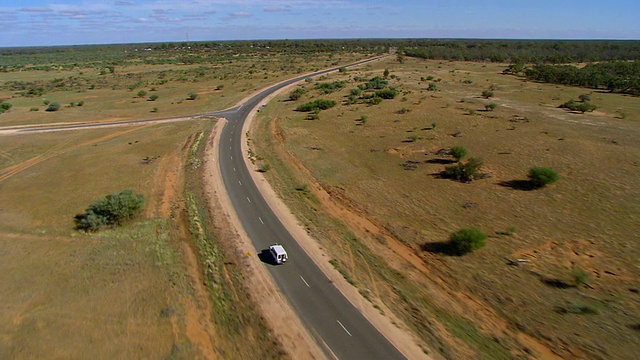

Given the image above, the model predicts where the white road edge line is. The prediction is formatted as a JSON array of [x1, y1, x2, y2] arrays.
[[246, 197, 251, 203], [300, 276, 310, 287], [336, 320, 352, 337], [259, 217, 264, 224], [238, 180, 242, 185]]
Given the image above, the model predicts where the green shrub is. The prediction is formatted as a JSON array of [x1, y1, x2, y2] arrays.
[[77, 100, 84, 106], [0, 102, 12, 113], [445, 157, 484, 182], [560, 99, 596, 113], [74, 189, 145, 231], [295, 99, 337, 112], [375, 88, 398, 99], [137, 89, 147, 98], [482, 90, 494, 98], [449, 227, 487, 255], [315, 80, 346, 94], [528, 166, 560, 187], [450, 146, 468, 161], [572, 268, 590, 287], [46, 102, 60, 112], [485, 103, 497, 111], [288, 88, 306, 101], [148, 94, 159, 101], [187, 92, 198, 100], [579, 93, 591, 102], [428, 83, 437, 91]]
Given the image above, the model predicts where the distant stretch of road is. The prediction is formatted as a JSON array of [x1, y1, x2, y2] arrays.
[[214, 58, 406, 360], [1, 56, 406, 359]]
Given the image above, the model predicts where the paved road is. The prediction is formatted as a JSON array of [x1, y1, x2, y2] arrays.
[[214, 59, 406, 359], [1, 56, 407, 359]]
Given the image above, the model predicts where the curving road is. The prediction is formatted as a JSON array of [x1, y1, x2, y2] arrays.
[[213, 58, 406, 359], [1, 56, 407, 359]]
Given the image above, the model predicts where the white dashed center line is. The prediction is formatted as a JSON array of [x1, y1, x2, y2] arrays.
[[337, 320, 352, 336]]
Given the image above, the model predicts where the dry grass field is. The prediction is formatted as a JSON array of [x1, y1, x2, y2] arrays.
[[0, 51, 365, 128], [251, 57, 640, 359], [0, 123, 208, 358]]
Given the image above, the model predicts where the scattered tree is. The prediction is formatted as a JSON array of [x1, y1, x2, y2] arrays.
[[449, 227, 487, 255], [74, 189, 145, 231], [137, 90, 147, 98], [383, 68, 390, 78], [482, 90, 494, 99], [528, 166, 560, 187], [289, 88, 306, 101], [579, 93, 591, 102], [445, 157, 484, 182], [295, 99, 337, 112], [450, 146, 468, 161], [46, 102, 61, 112], [0, 102, 12, 113]]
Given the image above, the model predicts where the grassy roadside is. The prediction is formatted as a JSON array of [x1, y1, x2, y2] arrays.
[[251, 112, 513, 359], [250, 56, 640, 359], [183, 126, 286, 359]]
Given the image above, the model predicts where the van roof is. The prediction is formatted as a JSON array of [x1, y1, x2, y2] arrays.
[[270, 244, 287, 256]]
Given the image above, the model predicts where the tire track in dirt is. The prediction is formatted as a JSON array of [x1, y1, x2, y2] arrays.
[[0, 125, 150, 183]]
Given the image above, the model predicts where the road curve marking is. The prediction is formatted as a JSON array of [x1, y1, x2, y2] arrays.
[[300, 276, 311, 288]]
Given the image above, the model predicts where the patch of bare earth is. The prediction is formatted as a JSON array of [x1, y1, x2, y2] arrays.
[[150, 136, 218, 359]]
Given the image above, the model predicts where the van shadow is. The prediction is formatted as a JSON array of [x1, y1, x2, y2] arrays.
[[258, 249, 277, 265]]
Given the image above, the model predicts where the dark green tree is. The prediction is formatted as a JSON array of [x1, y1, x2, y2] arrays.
[[450, 146, 468, 161], [528, 166, 560, 188], [449, 227, 487, 255], [74, 189, 145, 231]]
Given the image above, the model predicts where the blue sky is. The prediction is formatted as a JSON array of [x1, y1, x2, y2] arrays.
[[0, 0, 638, 47]]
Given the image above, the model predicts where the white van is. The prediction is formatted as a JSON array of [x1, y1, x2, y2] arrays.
[[269, 244, 288, 264]]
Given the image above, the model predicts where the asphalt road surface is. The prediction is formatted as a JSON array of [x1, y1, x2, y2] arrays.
[[214, 59, 406, 360]]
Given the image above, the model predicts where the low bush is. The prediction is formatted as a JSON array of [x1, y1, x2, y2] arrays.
[[450, 146, 468, 161], [449, 227, 487, 255], [482, 90, 494, 98], [46, 102, 61, 112], [295, 99, 337, 112], [528, 166, 560, 187], [74, 189, 145, 231], [445, 157, 483, 182]]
